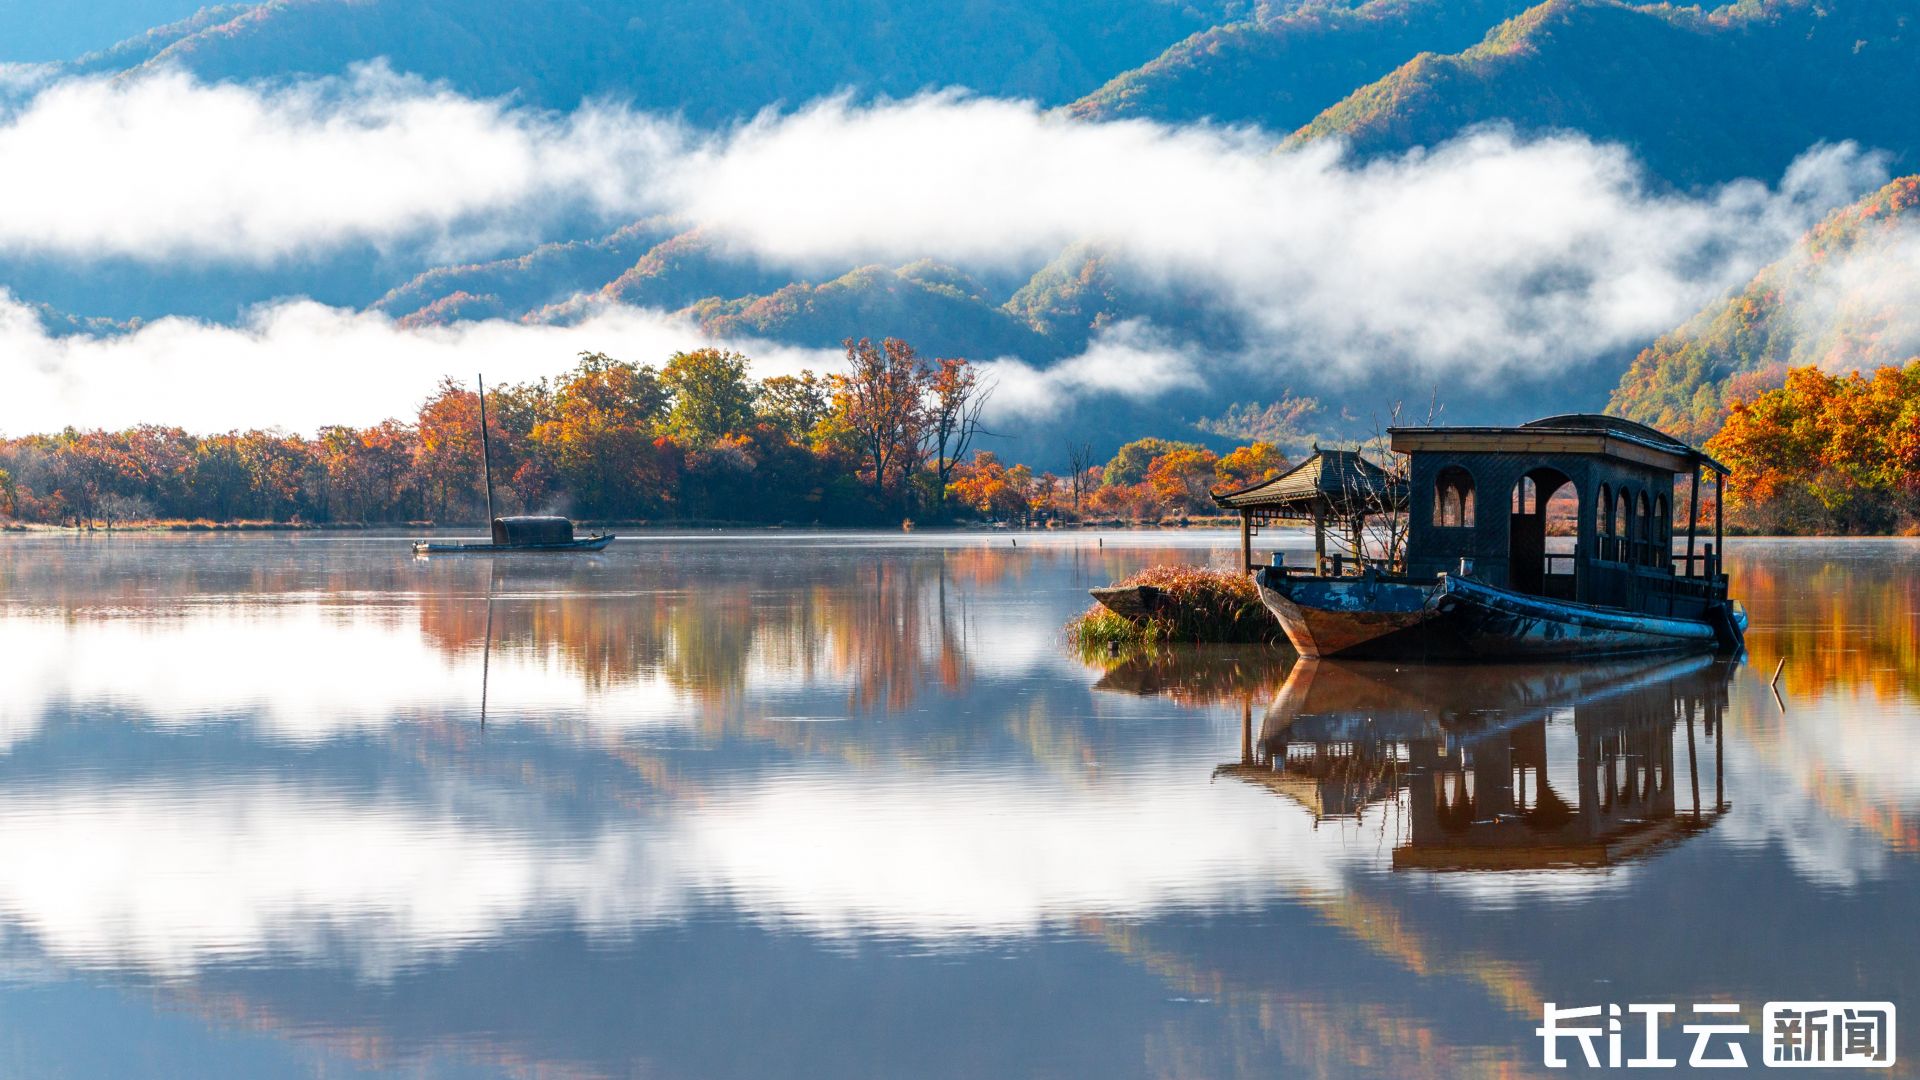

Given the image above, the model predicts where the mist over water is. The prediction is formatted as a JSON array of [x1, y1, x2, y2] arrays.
[[0, 530, 1913, 1077]]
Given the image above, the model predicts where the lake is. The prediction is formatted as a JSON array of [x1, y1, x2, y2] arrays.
[[0, 530, 1914, 1077]]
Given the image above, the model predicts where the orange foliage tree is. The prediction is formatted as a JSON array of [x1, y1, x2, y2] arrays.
[[1707, 360, 1920, 533]]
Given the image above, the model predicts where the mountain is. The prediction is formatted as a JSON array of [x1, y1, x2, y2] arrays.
[[69, 0, 1236, 122], [1004, 244, 1243, 350], [1071, 0, 1532, 130], [1610, 175, 1920, 441], [1290, 0, 1920, 188], [687, 261, 1062, 360], [372, 220, 679, 324]]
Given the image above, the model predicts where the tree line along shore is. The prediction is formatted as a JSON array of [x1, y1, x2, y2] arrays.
[[1, 344, 1914, 536]]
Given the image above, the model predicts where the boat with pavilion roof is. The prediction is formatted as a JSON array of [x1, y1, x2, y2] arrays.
[[1211, 415, 1746, 660]]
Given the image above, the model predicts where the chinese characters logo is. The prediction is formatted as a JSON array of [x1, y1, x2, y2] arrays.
[[1537, 1001, 1895, 1069]]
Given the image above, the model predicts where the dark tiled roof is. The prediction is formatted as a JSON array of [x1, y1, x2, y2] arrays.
[[1213, 449, 1406, 512]]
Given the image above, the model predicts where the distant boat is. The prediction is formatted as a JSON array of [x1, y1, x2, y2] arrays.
[[413, 516, 613, 555], [411, 374, 614, 555]]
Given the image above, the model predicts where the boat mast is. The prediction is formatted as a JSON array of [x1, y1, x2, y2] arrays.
[[477, 373, 497, 525]]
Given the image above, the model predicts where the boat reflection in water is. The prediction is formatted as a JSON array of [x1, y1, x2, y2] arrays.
[[1218, 655, 1736, 873]]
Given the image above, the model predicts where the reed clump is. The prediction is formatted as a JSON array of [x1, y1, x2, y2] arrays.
[[1066, 564, 1283, 657]]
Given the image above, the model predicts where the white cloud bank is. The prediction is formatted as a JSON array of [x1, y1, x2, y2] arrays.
[[0, 70, 1898, 427], [0, 290, 1192, 431], [0, 66, 677, 261]]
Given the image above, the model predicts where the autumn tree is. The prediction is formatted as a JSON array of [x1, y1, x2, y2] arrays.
[[1102, 437, 1203, 487], [1215, 442, 1286, 489], [534, 351, 672, 517], [1146, 447, 1221, 514], [757, 372, 830, 441], [663, 348, 756, 448], [414, 378, 488, 520], [1708, 360, 1920, 533], [830, 337, 926, 505], [946, 450, 1034, 522]]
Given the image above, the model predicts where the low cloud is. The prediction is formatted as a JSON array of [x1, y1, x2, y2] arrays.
[[1779, 220, 1920, 373], [0, 70, 1898, 423], [0, 292, 1170, 433], [0, 65, 679, 262], [0, 294, 830, 433], [674, 97, 1884, 377]]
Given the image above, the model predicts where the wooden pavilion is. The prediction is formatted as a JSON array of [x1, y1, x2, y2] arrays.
[[1212, 448, 1408, 575]]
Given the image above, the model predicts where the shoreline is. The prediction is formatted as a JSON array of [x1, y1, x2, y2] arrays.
[[3, 519, 1912, 539]]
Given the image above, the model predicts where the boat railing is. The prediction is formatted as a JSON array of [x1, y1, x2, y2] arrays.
[[1670, 545, 1722, 581], [1264, 555, 1403, 578]]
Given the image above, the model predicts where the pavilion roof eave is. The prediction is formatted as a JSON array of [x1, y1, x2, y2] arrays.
[[1212, 449, 1405, 515]]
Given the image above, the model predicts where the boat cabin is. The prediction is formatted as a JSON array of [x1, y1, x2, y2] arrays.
[[491, 515, 575, 546], [1391, 414, 1729, 618]]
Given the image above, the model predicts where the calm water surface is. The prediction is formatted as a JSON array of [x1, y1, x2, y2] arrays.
[[0, 531, 1914, 1078]]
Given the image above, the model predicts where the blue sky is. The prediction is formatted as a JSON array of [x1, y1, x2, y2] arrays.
[[0, 0, 220, 62]]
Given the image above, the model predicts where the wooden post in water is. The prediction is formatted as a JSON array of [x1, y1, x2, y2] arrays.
[[1684, 700, 1700, 820], [476, 374, 497, 528], [480, 565, 495, 728], [1240, 697, 1253, 765]]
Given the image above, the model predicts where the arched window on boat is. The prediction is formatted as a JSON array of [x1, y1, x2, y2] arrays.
[[1654, 494, 1670, 567], [1616, 489, 1633, 561], [1512, 475, 1538, 514], [1637, 491, 1653, 565], [1598, 483, 1614, 560], [1434, 466, 1475, 528]]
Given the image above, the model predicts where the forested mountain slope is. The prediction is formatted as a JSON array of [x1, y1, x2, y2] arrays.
[[1611, 175, 1920, 440], [69, 0, 1235, 121], [1291, 0, 1920, 187], [1072, 0, 1530, 130]]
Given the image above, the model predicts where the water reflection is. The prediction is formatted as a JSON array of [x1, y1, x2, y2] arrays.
[[1220, 657, 1733, 872], [0, 533, 1915, 1078]]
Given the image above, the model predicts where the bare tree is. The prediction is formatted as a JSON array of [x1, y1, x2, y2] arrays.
[[1330, 392, 1440, 570], [923, 356, 994, 515], [1065, 439, 1094, 518], [98, 493, 154, 532]]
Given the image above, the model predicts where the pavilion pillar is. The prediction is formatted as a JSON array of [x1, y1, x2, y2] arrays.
[[1239, 509, 1252, 573], [1312, 504, 1327, 575], [1712, 470, 1724, 577], [1685, 467, 1700, 577]]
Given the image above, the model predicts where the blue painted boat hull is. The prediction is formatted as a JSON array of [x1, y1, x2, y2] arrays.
[[1256, 569, 1744, 661]]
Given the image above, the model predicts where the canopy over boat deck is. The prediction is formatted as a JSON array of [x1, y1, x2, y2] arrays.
[[492, 516, 575, 546], [1213, 448, 1407, 575]]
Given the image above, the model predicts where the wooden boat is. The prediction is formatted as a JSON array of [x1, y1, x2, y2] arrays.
[[411, 375, 614, 555], [1215, 415, 1746, 661], [412, 519, 614, 555]]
